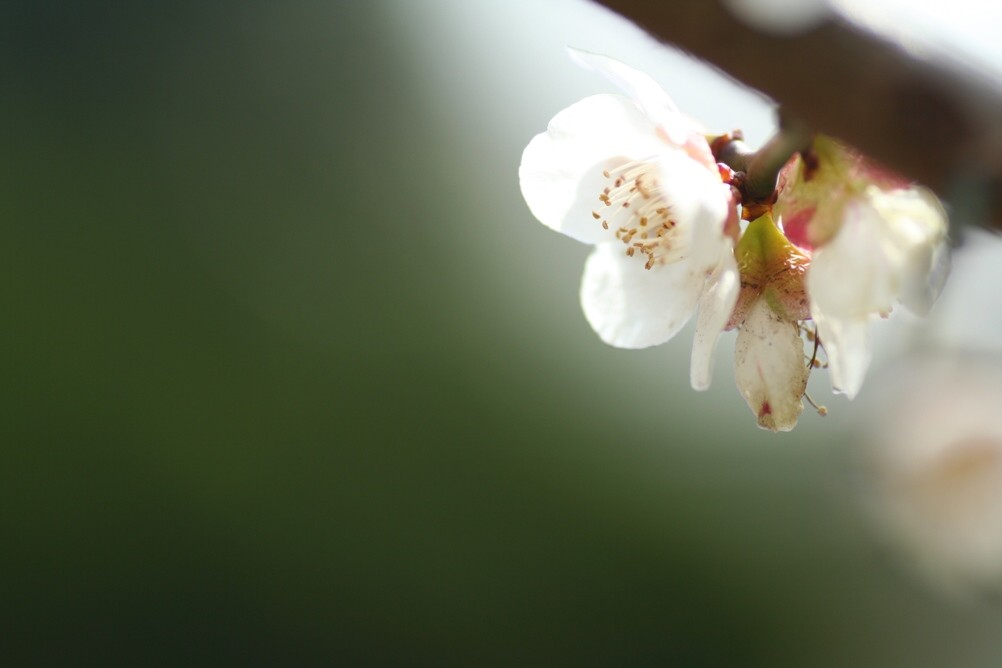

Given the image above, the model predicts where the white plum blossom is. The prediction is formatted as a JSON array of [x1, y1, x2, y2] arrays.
[[775, 137, 950, 398], [519, 49, 739, 377]]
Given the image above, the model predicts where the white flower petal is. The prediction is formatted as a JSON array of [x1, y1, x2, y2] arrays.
[[899, 238, 951, 317], [657, 154, 731, 270], [580, 242, 704, 349], [812, 307, 871, 399], [809, 187, 949, 321], [807, 199, 899, 319], [567, 48, 683, 141], [689, 184, 736, 273], [519, 94, 666, 244], [867, 185, 947, 250], [867, 186, 950, 316], [567, 47, 716, 170], [690, 248, 739, 391], [733, 299, 809, 432]]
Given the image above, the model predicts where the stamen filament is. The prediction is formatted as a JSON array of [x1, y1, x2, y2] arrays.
[[594, 158, 686, 269]]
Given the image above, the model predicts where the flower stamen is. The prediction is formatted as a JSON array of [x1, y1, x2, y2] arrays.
[[591, 159, 684, 270], [804, 391, 828, 417]]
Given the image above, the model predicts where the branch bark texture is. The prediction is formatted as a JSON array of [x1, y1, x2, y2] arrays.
[[597, 0, 1002, 229]]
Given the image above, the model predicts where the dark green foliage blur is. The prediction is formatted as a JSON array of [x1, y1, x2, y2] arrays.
[[1, 2, 1000, 665]]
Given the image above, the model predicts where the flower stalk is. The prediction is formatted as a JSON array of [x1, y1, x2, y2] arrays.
[[713, 113, 813, 216]]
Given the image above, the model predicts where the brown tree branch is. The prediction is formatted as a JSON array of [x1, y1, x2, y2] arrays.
[[596, 0, 1002, 230]]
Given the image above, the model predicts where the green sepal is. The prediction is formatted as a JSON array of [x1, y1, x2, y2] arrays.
[[735, 213, 804, 276], [734, 213, 811, 322]]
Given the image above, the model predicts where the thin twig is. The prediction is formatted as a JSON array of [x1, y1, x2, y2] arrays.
[[744, 115, 812, 200]]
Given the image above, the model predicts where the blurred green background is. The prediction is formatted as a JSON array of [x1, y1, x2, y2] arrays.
[[2, 1, 1001, 665]]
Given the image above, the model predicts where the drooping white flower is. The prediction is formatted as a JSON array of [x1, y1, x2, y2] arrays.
[[519, 49, 738, 377], [728, 212, 812, 431], [733, 298, 810, 431], [775, 136, 950, 398]]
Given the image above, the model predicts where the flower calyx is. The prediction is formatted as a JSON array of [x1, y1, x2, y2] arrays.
[[730, 213, 811, 328]]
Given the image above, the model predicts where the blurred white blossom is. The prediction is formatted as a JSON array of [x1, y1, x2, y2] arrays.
[[861, 356, 1002, 596]]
